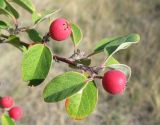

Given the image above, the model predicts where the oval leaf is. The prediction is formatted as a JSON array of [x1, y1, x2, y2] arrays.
[[43, 72, 87, 102], [0, 20, 9, 29], [94, 36, 118, 53], [71, 23, 83, 46], [1, 114, 15, 125], [32, 9, 60, 27], [5, 1, 19, 19], [12, 0, 36, 13], [26, 29, 42, 42], [6, 35, 28, 52], [94, 34, 140, 56], [22, 44, 52, 86], [104, 34, 140, 59], [0, 8, 15, 19], [107, 64, 131, 81], [65, 81, 98, 120]]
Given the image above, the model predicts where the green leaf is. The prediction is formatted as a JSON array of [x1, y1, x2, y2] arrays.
[[5, 1, 19, 19], [1, 114, 15, 125], [0, 8, 15, 19], [43, 72, 88, 102], [22, 44, 52, 86], [32, 9, 60, 27], [26, 29, 42, 42], [12, 0, 36, 13], [104, 34, 140, 56], [0, 0, 6, 9], [104, 34, 140, 55], [65, 81, 98, 120], [71, 23, 83, 46], [6, 35, 28, 52], [94, 37, 118, 53], [94, 34, 140, 56], [105, 56, 119, 66], [0, 20, 8, 29], [108, 64, 131, 81], [28, 79, 44, 86]]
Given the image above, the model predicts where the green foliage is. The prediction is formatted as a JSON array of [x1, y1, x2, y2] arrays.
[[5, 1, 19, 19], [0, 7, 15, 20], [95, 34, 140, 60], [0, 0, 19, 20], [26, 29, 42, 42], [94, 37, 118, 53], [0, 20, 9, 29], [32, 10, 60, 27], [6, 35, 27, 52], [43, 72, 87, 102], [104, 34, 140, 57], [1, 114, 15, 125], [71, 23, 83, 46], [12, 0, 36, 13], [22, 44, 52, 86], [0, 0, 141, 121], [65, 81, 98, 120]]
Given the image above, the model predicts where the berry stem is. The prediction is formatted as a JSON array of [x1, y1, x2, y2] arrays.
[[93, 76, 103, 79], [53, 55, 102, 76], [42, 33, 50, 43], [53, 55, 77, 66]]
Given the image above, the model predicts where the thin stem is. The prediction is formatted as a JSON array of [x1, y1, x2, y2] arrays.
[[53, 55, 102, 75], [93, 76, 103, 79], [42, 33, 50, 43], [53, 55, 77, 66]]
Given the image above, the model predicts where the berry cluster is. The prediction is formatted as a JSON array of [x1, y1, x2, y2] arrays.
[[0, 96, 23, 121], [49, 18, 127, 95]]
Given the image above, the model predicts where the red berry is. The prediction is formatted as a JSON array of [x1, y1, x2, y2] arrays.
[[1, 96, 14, 108], [49, 18, 72, 41], [102, 70, 127, 95], [9, 106, 23, 120]]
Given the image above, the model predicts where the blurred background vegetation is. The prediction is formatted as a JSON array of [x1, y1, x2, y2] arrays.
[[0, 0, 160, 125]]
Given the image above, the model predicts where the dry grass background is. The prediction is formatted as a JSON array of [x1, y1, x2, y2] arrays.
[[0, 0, 160, 125]]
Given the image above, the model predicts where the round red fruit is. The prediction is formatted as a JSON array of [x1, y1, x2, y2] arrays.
[[102, 70, 127, 95], [49, 18, 72, 41], [1, 96, 14, 108], [9, 106, 23, 120]]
